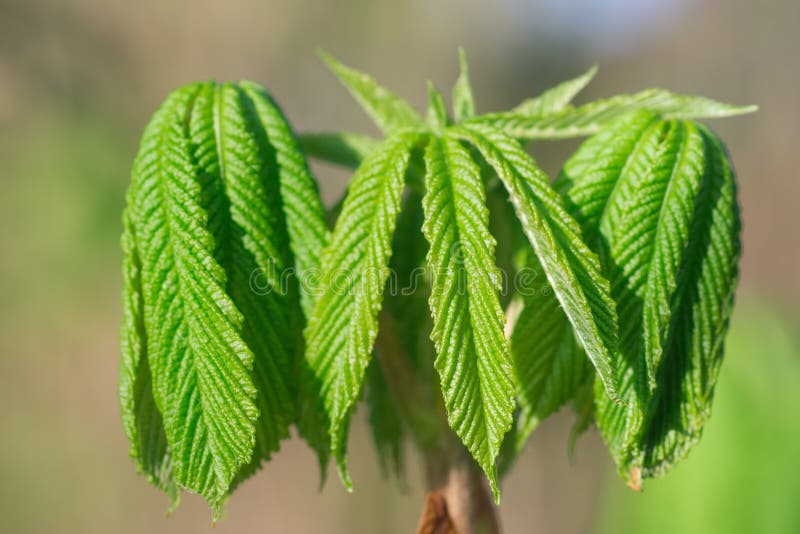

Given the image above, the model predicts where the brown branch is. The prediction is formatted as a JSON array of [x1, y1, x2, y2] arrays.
[[419, 446, 500, 534]]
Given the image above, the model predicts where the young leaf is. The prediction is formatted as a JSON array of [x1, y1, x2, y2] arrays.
[[297, 131, 380, 170], [303, 133, 417, 487], [499, 111, 662, 468], [634, 124, 740, 477], [512, 65, 598, 116], [382, 188, 444, 452], [559, 115, 741, 484], [422, 135, 515, 500], [129, 84, 259, 514], [119, 201, 179, 508], [426, 81, 449, 129], [123, 80, 329, 512], [320, 51, 423, 134], [238, 81, 330, 318], [472, 89, 756, 141], [450, 123, 619, 402], [452, 47, 476, 122], [190, 84, 297, 478], [237, 83, 332, 481], [556, 109, 663, 244], [505, 255, 592, 458]]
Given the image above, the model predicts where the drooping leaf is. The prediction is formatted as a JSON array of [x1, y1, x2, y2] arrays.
[[234, 84, 333, 477], [298, 131, 380, 170], [384, 186, 432, 375], [422, 134, 515, 500], [559, 114, 741, 484], [472, 89, 756, 141], [303, 133, 417, 487], [450, 123, 619, 402], [238, 81, 330, 317], [123, 80, 328, 513], [191, 84, 299, 482], [119, 200, 179, 508], [512, 65, 598, 116], [505, 255, 592, 459], [452, 47, 476, 122], [128, 84, 260, 514], [320, 51, 423, 134], [637, 124, 741, 478], [498, 111, 663, 469]]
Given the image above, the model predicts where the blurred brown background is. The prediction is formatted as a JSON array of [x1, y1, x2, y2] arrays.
[[1, 0, 798, 533]]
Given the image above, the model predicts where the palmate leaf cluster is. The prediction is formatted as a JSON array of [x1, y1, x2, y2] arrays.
[[120, 50, 754, 515]]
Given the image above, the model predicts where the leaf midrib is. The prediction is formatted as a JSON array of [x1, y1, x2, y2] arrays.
[[439, 136, 501, 463]]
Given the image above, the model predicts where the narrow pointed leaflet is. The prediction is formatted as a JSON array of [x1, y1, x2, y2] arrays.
[[422, 135, 515, 500], [450, 123, 620, 402], [303, 133, 416, 487]]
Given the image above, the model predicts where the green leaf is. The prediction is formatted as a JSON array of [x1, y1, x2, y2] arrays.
[[422, 135, 515, 501], [512, 65, 598, 116], [637, 124, 741, 478], [559, 114, 741, 484], [472, 89, 756, 141], [450, 123, 619, 402], [303, 133, 417, 488], [119, 200, 180, 509], [297, 131, 380, 170], [320, 51, 423, 134], [556, 109, 663, 245], [426, 81, 449, 129], [237, 83, 332, 481], [123, 80, 328, 513], [505, 255, 592, 459], [498, 111, 661, 469], [237, 82, 330, 322], [198, 82, 332, 484], [365, 359, 405, 481], [452, 47, 476, 122], [128, 83, 260, 514]]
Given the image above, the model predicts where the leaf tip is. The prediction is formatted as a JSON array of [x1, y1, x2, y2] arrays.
[[626, 466, 643, 492], [337, 461, 354, 493], [490, 480, 502, 505], [316, 49, 343, 75], [165, 490, 181, 516], [457, 46, 469, 73]]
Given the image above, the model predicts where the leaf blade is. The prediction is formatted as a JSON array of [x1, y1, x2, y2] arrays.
[[130, 83, 259, 514], [559, 115, 742, 484], [303, 133, 416, 487], [452, 47, 476, 122], [120, 198, 180, 508], [473, 89, 756, 141], [422, 135, 515, 499], [451, 123, 620, 401], [320, 51, 423, 134], [512, 65, 598, 116]]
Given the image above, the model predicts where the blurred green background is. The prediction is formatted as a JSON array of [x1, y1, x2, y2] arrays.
[[1, 0, 798, 532]]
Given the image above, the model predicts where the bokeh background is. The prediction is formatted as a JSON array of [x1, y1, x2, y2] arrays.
[[1, 0, 798, 532]]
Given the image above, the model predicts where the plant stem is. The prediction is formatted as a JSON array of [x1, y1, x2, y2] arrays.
[[417, 440, 500, 534], [375, 312, 501, 534]]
